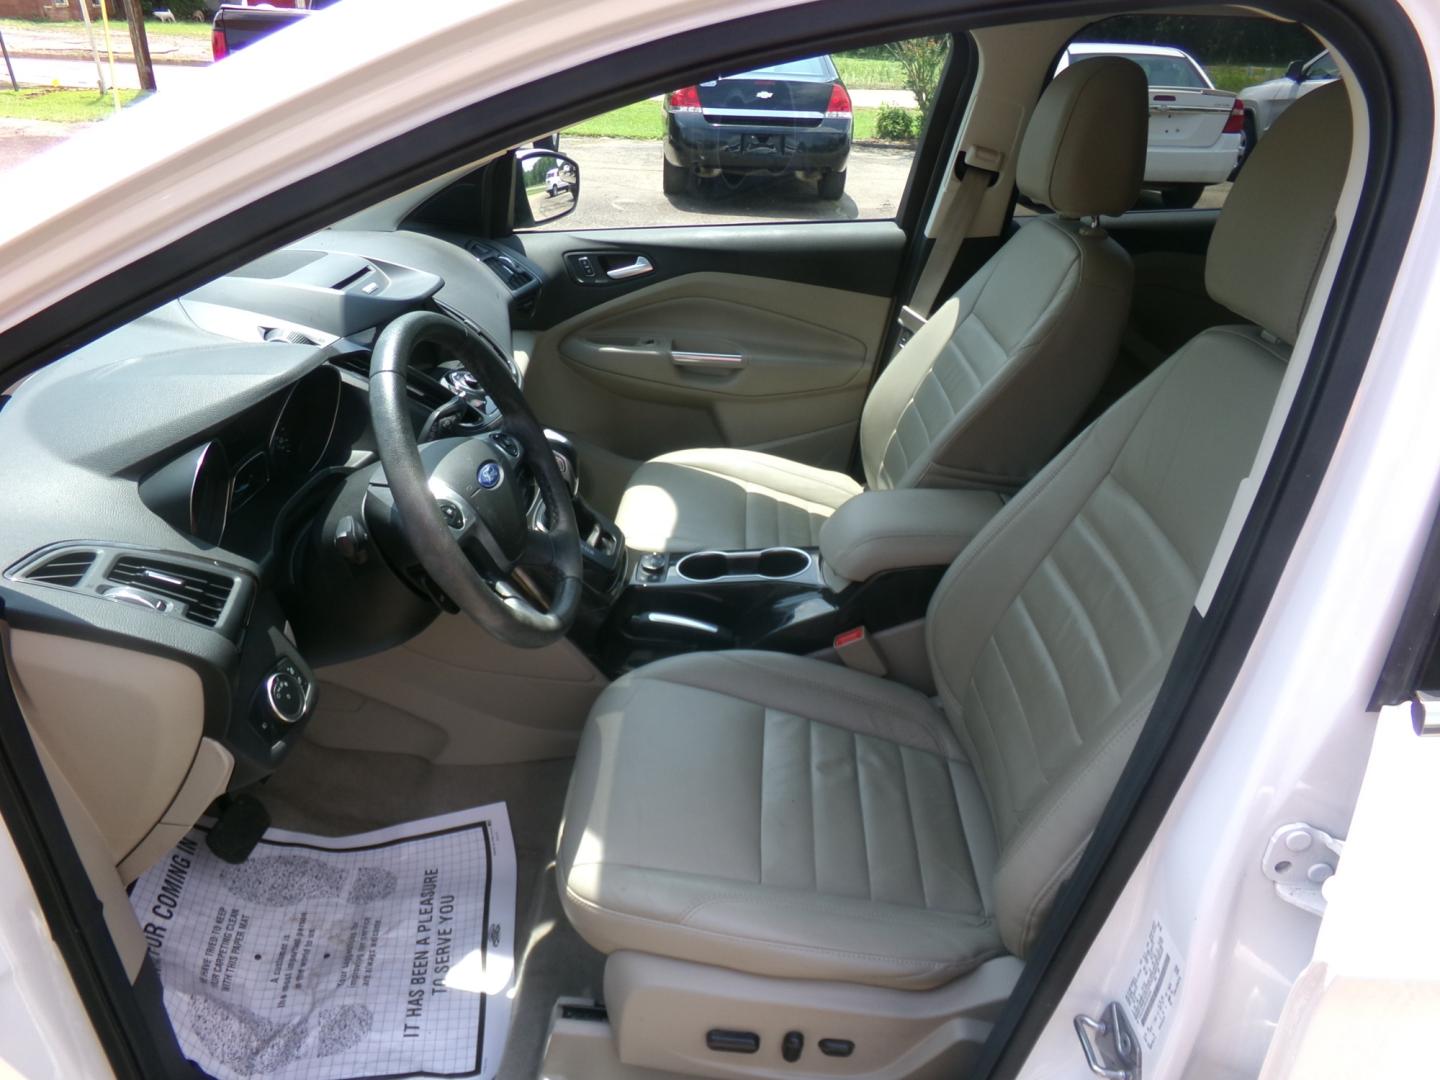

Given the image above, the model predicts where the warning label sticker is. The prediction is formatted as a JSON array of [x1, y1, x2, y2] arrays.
[[1122, 918, 1183, 1053]]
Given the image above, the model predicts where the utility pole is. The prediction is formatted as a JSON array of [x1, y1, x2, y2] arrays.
[[0, 28, 18, 93], [123, 0, 157, 93]]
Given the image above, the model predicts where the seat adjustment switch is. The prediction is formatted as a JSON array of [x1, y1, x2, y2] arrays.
[[819, 1038, 854, 1058], [782, 1030, 804, 1062], [706, 1030, 759, 1054]]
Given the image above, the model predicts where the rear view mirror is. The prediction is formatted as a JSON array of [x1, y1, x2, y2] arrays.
[[515, 150, 579, 227], [1285, 59, 1306, 82]]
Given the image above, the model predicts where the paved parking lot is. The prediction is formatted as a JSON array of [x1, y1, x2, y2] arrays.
[[538, 135, 1231, 232], [533, 136, 920, 231]]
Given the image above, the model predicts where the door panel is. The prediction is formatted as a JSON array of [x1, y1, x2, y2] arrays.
[[513, 222, 903, 479]]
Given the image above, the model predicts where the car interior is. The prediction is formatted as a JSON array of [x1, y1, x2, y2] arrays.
[[0, 3, 1380, 1079]]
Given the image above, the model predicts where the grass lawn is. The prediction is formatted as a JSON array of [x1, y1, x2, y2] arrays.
[[834, 55, 907, 90], [0, 87, 144, 123], [1207, 63, 1287, 93], [0, 17, 211, 39], [563, 99, 923, 144]]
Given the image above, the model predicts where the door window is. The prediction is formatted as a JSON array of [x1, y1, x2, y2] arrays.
[[1032, 16, 1324, 215], [522, 36, 953, 230]]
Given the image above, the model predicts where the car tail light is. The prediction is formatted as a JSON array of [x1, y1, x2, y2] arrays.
[[667, 86, 702, 113], [825, 83, 852, 118], [1223, 98, 1245, 134], [211, 29, 228, 61]]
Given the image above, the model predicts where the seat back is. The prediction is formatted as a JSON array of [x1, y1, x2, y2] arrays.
[[859, 58, 1147, 493], [924, 83, 1353, 957]]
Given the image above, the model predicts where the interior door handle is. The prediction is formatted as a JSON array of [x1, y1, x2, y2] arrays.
[[672, 350, 745, 370], [607, 256, 654, 280]]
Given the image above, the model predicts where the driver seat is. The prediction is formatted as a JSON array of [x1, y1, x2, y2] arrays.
[[557, 84, 1350, 1074]]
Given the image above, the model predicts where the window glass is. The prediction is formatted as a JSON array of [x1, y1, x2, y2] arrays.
[[1034, 16, 1324, 215], [1307, 52, 1339, 80], [521, 36, 952, 231]]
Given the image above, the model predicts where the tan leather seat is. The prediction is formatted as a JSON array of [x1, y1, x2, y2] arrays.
[[615, 57, 1148, 553], [559, 84, 1351, 993]]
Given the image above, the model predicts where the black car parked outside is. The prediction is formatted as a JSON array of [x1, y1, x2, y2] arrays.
[[662, 55, 853, 200]]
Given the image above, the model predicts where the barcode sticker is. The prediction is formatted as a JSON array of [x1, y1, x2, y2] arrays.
[[1122, 918, 1183, 1052]]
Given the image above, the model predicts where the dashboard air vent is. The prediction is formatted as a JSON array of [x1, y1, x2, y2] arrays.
[[25, 550, 96, 587], [107, 557, 235, 627]]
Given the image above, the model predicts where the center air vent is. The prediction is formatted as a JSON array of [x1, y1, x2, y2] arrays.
[[25, 550, 96, 587], [107, 557, 235, 627]]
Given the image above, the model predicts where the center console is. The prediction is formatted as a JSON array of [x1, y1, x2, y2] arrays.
[[578, 486, 1007, 677]]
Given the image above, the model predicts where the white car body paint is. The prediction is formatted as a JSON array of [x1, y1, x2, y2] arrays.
[[1058, 42, 1243, 187], [1022, 11, 1440, 1077], [1242, 51, 1342, 139], [0, 814, 113, 1078]]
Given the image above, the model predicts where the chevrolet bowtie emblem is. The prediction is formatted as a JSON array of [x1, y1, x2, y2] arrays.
[[756, 90, 774, 99]]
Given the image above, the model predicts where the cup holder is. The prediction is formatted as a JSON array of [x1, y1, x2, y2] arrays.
[[675, 547, 811, 582]]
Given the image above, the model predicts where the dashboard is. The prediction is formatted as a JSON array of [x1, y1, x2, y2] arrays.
[[0, 226, 540, 839]]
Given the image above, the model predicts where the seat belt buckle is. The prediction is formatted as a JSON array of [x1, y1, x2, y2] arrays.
[[833, 626, 887, 677]]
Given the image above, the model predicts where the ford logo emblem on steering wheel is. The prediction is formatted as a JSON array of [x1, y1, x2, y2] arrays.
[[477, 461, 503, 490]]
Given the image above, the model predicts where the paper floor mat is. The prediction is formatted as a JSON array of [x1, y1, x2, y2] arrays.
[[130, 805, 517, 1080]]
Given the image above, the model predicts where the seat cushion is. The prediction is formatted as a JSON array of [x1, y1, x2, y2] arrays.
[[557, 651, 1005, 990], [614, 448, 862, 553]]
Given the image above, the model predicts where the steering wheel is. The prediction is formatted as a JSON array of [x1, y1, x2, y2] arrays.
[[368, 311, 582, 648]]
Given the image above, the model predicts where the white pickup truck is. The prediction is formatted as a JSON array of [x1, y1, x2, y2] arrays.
[[1059, 42, 1244, 207]]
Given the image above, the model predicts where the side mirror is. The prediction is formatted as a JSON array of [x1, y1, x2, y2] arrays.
[[1285, 59, 1306, 82], [514, 150, 579, 227]]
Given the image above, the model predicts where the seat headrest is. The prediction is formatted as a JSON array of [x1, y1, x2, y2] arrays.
[[1206, 82, 1352, 345], [1016, 57, 1147, 218]]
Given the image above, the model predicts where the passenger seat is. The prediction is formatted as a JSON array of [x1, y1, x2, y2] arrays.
[[614, 57, 1149, 553]]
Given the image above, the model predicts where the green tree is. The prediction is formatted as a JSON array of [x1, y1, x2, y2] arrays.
[[886, 37, 948, 115]]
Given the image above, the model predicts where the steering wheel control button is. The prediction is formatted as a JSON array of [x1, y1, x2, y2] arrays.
[[266, 672, 306, 725], [438, 500, 465, 529], [705, 1030, 759, 1055], [477, 461, 503, 489]]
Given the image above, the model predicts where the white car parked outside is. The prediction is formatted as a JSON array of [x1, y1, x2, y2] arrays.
[[1239, 50, 1341, 143], [1060, 42, 1244, 208]]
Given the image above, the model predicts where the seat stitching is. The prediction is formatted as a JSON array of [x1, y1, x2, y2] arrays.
[[1010, 595, 1082, 748], [1040, 556, 1122, 702], [809, 719, 819, 889], [944, 759, 989, 914], [566, 879, 992, 940], [652, 654, 955, 757], [962, 675, 1019, 837], [659, 453, 861, 500], [994, 705, 1149, 886], [758, 707, 768, 886], [1018, 839, 1086, 953], [565, 886, 992, 971], [1073, 508, 1162, 650], [895, 747, 931, 910], [851, 730, 874, 902], [983, 635, 1049, 789], [566, 862, 989, 932]]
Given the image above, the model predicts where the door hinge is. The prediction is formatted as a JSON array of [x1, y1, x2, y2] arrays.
[[1262, 822, 1344, 916], [1074, 1001, 1141, 1080]]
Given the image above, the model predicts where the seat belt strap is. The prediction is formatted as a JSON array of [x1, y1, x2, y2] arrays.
[[906, 145, 1002, 324]]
